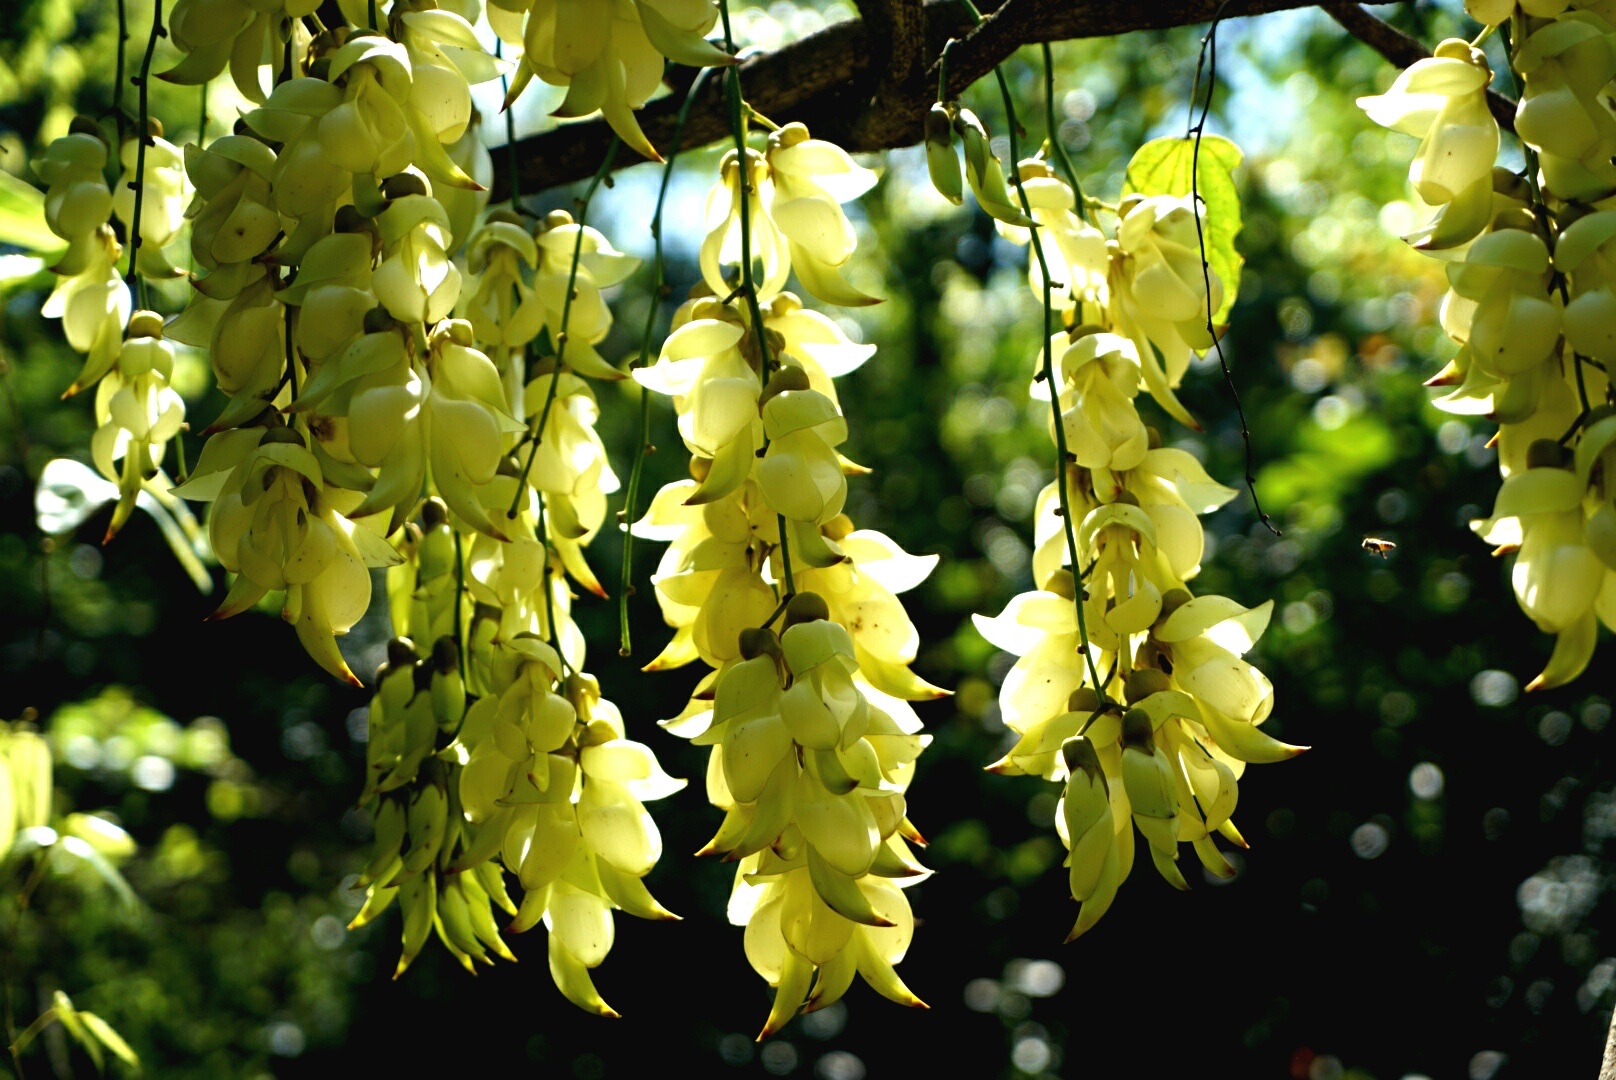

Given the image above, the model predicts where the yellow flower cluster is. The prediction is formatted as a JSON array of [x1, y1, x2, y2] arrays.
[[1364, 19, 1616, 689], [975, 155, 1299, 938]]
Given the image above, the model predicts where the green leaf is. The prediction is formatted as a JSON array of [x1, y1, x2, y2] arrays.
[[57, 834, 141, 911], [51, 991, 105, 1072], [0, 170, 67, 257], [80, 1011, 141, 1070], [1122, 134, 1244, 325], [8, 1005, 59, 1058]]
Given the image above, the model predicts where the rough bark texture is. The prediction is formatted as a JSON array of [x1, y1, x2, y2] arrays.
[[492, 0, 1326, 199]]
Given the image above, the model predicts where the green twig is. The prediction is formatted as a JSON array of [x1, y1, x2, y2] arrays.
[[761, 591, 792, 631], [618, 66, 718, 656], [990, 64, 1103, 697], [114, 0, 129, 147], [452, 526, 465, 667], [1041, 43, 1088, 226], [954, 0, 1104, 692], [719, 0, 795, 596], [1187, 2, 1275, 535], [284, 304, 299, 400], [509, 138, 621, 513], [540, 552, 570, 676], [125, 0, 166, 309], [498, 38, 520, 206]]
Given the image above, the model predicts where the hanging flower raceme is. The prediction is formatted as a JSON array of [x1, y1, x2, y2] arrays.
[[977, 579, 1300, 938], [33, 124, 131, 395], [29, 0, 701, 1022], [534, 209, 640, 380], [634, 280, 937, 1027], [1440, 228, 1560, 387], [1367, 12, 1616, 691], [997, 160, 1110, 319], [162, 0, 317, 100], [41, 225, 131, 398], [245, 76, 354, 235], [521, 363, 618, 594], [349, 631, 524, 981], [461, 213, 546, 407], [173, 422, 401, 684], [350, 406, 677, 1007], [35, 123, 117, 277], [670, 595, 929, 1035], [183, 132, 282, 290], [494, 0, 733, 162], [319, 33, 419, 181], [1357, 38, 1499, 247], [1512, 12, 1616, 202], [971, 134, 1294, 937], [1110, 191, 1224, 430], [91, 312, 186, 542], [445, 635, 684, 1014], [700, 125, 880, 308], [113, 125, 193, 278], [1472, 441, 1613, 690]]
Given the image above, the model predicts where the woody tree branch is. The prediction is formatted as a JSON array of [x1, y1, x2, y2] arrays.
[[846, 0, 927, 146], [495, 0, 1511, 199], [492, 0, 1335, 199]]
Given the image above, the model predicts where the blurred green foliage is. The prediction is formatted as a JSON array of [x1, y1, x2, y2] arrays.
[[2, 1, 1615, 1078]]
